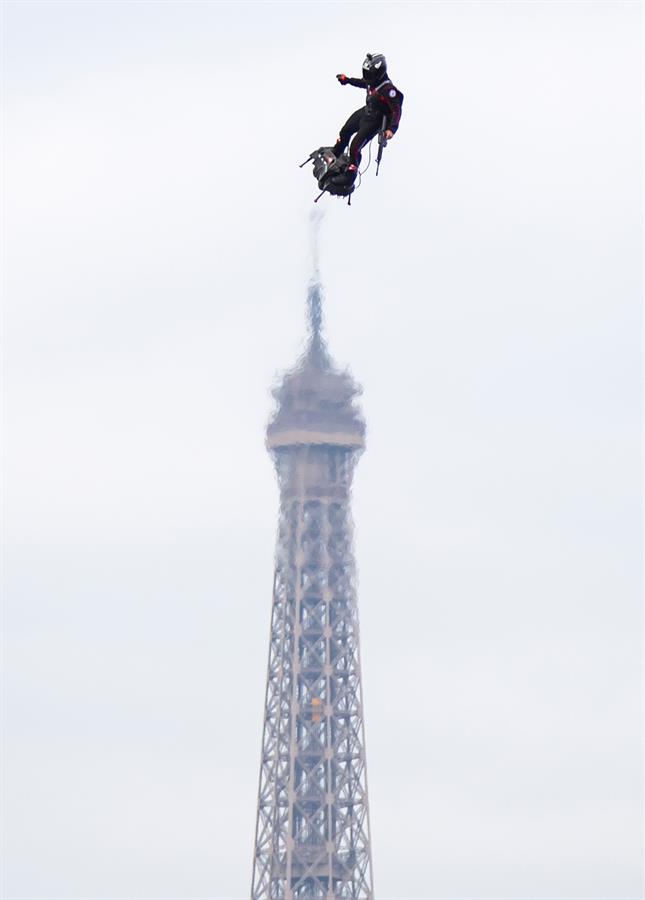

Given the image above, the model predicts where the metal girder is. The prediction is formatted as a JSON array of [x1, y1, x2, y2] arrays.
[[251, 441, 373, 900]]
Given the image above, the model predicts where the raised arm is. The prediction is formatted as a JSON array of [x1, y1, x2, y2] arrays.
[[336, 74, 367, 88]]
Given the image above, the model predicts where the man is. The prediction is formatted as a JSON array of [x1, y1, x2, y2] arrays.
[[333, 52, 404, 181]]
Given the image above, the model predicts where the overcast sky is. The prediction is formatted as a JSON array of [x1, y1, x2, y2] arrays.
[[3, 2, 643, 899]]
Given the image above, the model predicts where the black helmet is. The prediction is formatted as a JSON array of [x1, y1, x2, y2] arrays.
[[362, 51, 387, 84]]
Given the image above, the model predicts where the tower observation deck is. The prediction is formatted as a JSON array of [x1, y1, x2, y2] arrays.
[[251, 280, 374, 899]]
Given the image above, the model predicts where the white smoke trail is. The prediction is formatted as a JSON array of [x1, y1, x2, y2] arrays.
[[309, 206, 325, 281]]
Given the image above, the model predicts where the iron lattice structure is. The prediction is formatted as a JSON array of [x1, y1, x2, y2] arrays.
[[251, 282, 374, 899]]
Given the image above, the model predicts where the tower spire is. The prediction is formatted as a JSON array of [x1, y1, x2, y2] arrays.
[[305, 277, 329, 369]]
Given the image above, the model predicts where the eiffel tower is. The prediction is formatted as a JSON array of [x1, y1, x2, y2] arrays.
[[251, 277, 374, 899]]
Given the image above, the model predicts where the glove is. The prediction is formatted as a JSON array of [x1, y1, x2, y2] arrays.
[[336, 73, 348, 85]]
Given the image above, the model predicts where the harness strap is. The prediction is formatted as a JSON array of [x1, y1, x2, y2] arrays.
[[368, 78, 391, 96]]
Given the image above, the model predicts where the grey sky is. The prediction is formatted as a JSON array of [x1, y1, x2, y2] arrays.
[[3, 1, 643, 899]]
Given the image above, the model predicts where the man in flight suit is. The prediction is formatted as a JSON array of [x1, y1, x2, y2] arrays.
[[333, 51, 404, 182]]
